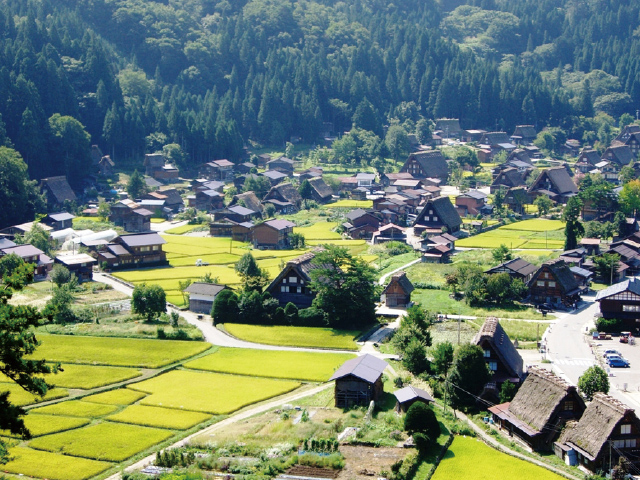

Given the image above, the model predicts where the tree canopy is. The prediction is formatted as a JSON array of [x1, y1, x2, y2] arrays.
[[132, 284, 166, 322], [578, 365, 609, 400]]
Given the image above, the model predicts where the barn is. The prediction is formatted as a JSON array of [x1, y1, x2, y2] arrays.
[[329, 355, 389, 408]]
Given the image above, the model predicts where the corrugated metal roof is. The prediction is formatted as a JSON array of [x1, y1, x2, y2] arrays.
[[394, 386, 434, 404], [329, 354, 388, 383]]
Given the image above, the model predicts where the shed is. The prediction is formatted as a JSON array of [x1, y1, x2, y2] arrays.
[[184, 282, 228, 314], [394, 386, 434, 413], [381, 271, 414, 307], [330, 354, 389, 408]]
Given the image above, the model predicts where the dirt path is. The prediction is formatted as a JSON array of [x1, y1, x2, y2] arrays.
[[103, 383, 333, 480]]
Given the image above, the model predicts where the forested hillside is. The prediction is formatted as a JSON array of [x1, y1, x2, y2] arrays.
[[1, 0, 639, 177]]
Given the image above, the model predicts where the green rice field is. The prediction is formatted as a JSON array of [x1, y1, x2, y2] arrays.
[[83, 388, 147, 405], [457, 219, 564, 249], [1, 414, 90, 438], [31, 400, 119, 418], [164, 224, 200, 234], [129, 369, 301, 414], [184, 347, 355, 381], [28, 422, 174, 462], [43, 364, 142, 389], [29, 335, 211, 368], [294, 221, 341, 240], [432, 436, 564, 480], [2, 446, 112, 480], [223, 323, 361, 350], [321, 199, 373, 209], [108, 404, 212, 430]]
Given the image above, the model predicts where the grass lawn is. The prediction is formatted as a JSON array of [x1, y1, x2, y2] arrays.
[[224, 323, 361, 350], [184, 347, 356, 382], [1, 414, 90, 437], [150, 218, 165, 223], [83, 388, 147, 405], [108, 404, 212, 430], [413, 289, 545, 320], [0, 382, 68, 406], [432, 436, 565, 480], [29, 335, 211, 368], [31, 400, 119, 418], [321, 199, 373, 209], [294, 221, 341, 240], [43, 364, 142, 389], [28, 422, 174, 462], [129, 370, 301, 414], [3, 446, 112, 480]]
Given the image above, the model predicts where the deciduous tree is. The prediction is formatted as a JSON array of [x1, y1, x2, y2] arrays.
[[132, 284, 166, 322], [578, 365, 609, 400], [446, 344, 491, 411]]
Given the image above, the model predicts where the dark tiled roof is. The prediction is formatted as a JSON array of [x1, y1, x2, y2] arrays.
[[486, 258, 537, 277], [329, 354, 388, 383], [47, 212, 75, 222], [228, 205, 255, 216], [459, 189, 487, 200], [394, 385, 434, 404], [118, 233, 166, 247], [473, 318, 524, 380], [184, 282, 227, 296], [1, 244, 44, 257], [596, 278, 640, 301], [264, 219, 295, 230]]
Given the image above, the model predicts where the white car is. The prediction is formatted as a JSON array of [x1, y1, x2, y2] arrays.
[[603, 349, 623, 358]]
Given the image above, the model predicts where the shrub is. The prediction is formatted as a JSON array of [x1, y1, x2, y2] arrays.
[[404, 403, 440, 441], [413, 432, 431, 453], [595, 317, 624, 333]]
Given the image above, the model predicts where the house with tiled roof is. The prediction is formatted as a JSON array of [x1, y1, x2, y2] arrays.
[[252, 219, 295, 250], [267, 156, 295, 176], [109, 200, 152, 232], [330, 355, 389, 408], [455, 189, 487, 217], [0, 244, 53, 277], [485, 258, 537, 283], [184, 282, 228, 314], [201, 159, 235, 182], [343, 209, 380, 240]]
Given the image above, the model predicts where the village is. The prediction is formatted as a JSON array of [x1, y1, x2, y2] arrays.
[[5, 119, 640, 480]]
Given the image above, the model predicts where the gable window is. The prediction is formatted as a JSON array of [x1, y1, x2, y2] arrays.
[[537, 281, 545, 287], [621, 424, 632, 435], [488, 361, 497, 371], [288, 277, 297, 284], [614, 440, 625, 448], [564, 401, 574, 411], [483, 350, 491, 358], [548, 281, 556, 288], [626, 439, 637, 448], [280, 286, 286, 292]]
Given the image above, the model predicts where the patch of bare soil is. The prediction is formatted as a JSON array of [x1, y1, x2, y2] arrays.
[[287, 466, 340, 478], [338, 445, 407, 480]]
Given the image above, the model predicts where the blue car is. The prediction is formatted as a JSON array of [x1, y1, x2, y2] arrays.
[[608, 357, 630, 368]]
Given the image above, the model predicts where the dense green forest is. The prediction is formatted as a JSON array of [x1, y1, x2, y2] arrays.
[[1, 0, 639, 181]]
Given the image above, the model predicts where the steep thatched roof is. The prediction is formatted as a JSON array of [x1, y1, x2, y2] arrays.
[[382, 271, 414, 295], [264, 182, 302, 206], [558, 393, 638, 461], [308, 177, 333, 200], [508, 368, 584, 433], [40, 176, 77, 204], [232, 192, 262, 212], [530, 258, 581, 294], [473, 318, 524, 380], [413, 196, 462, 231]]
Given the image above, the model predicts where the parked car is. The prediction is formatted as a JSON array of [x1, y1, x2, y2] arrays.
[[608, 357, 630, 368], [603, 349, 623, 358], [620, 332, 632, 343], [606, 354, 624, 362]]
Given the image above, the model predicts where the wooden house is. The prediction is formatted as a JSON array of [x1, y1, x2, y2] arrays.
[[489, 368, 585, 451], [256, 153, 271, 168], [455, 190, 487, 217], [39, 176, 76, 209], [528, 167, 578, 204], [0, 244, 53, 278], [109, 201, 152, 232], [308, 177, 333, 204], [209, 219, 253, 242], [380, 271, 414, 308], [144, 153, 165, 177], [112, 233, 167, 267], [261, 170, 288, 186], [602, 144, 634, 169], [555, 394, 640, 471], [252, 219, 295, 250], [263, 183, 302, 214], [624, 131, 640, 158], [98, 155, 115, 176], [42, 212, 75, 232], [473, 318, 525, 398], [510, 125, 537, 145], [394, 386, 434, 414], [267, 157, 295, 176], [184, 282, 228, 314], [201, 159, 235, 182], [265, 250, 320, 308], [399, 150, 449, 182], [329, 355, 389, 408], [343, 209, 380, 240], [490, 168, 527, 194], [485, 258, 537, 283], [434, 118, 462, 138], [615, 124, 640, 143], [412, 196, 462, 237], [595, 278, 640, 325], [528, 259, 583, 307], [372, 224, 406, 244], [380, 172, 414, 187], [54, 254, 97, 283], [195, 189, 224, 212]]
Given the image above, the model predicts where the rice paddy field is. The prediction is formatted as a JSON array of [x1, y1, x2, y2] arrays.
[[0, 382, 68, 406], [108, 404, 212, 430], [184, 347, 355, 381], [129, 369, 301, 414], [457, 219, 565, 250], [321, 199, 373, 209], [29, 335, 212, 368], [432, 436, 565, 480], [1, 414, 90, 438], [294, 221, 342, 240], [41, 364, 142, 389], [223, 323, 361, 350], [83, 388, 147, 405], [2, 446, 113, 480], [31, 400, 120, 418], [28, 422, 174, 462]]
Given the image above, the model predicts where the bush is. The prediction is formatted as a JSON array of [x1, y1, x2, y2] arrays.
[[595, 317, 624, 333], [404, 403, 440, 440], [413, 432, 431, 453]]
